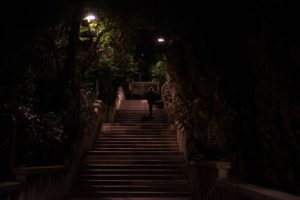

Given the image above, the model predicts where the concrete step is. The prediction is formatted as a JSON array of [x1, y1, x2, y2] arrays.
[[69, 198, 190, 200], [75, 179, 189, 186], [102, 123, 170, 126], [70, 191, 190, 198], [83, 160, 185, 165], [69, 100, 190, 199], [94, 143, 177, 146], [97, 135, 176, 139], [96, 139, 176, 143], [95, 139, 177, 143], [100, 130, 173, 134], [87, 151, 182, 156], [115, 121, 167, 123], [115, 114, 166, 116], [98, 135, 176, 139], [78, 174, 187, 180], [73, 185, 190, 192], [80, 164, 186, 170], [93, 144, 178, 148], [79, 168, 187, 175], [92, 147, 179, 151], [84, 155, 183, 159]]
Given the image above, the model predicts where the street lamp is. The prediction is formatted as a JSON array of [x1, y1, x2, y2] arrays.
[[157, 37, 165, 43], [84, 14, 96, 22]]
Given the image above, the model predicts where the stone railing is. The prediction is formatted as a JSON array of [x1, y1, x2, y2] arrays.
[[190, 161, 231, 200], [0, 114, 17, 181], [174, 121, 188, 160], [214, 179, 300, 200], [64, 99, 104, 197], [105, 86, 125, 122], [0, 99, 104, 200], [190, 161, 300, 200], [173, 121, 300, 200], [0, 182, 24, 200], [12, 166, 69, 200], [0, 87, 125, 200], [129, 81, 159, 91]]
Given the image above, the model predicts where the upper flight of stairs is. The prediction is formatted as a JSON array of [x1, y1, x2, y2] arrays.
[[69, 100, 191, 199], [128, 81, 159, 99]]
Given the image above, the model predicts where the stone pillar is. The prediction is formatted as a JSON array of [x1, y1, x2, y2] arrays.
[[189, 161, 231, 200]]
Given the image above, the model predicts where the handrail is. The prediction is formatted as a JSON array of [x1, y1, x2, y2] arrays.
[[129, 81, 159, 90], [190, 160, 300, 200], [189, 160, 231, 200], [14, 166, 68, 176], [12, 166, 69, 200], [0, 114, 17, 180], [216, 179, 300, 200], [0, 99, 104, 200], [0, 182, 24, 194]]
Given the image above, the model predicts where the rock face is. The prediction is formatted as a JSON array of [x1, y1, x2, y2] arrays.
[[161, 15, 300, 195]]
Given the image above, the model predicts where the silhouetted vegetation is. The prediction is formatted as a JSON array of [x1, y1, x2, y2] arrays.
[[1, 0, 299, 195]]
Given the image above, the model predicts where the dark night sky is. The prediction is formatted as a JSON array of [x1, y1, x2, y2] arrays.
[[2, 0, 299, 52]]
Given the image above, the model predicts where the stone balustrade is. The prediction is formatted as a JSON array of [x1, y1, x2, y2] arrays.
[[173, 122, 300, 200], [129, 81, 159, 91], [190, 160, 300, 200], [190, 160, 231, 200], [0, 182, 24, 200], [13, 166, 69, 200], [215, 179, 300, 200], [0, 98, 105, 200]]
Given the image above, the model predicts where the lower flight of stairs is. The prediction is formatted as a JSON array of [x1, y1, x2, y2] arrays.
[[68, 100, 191, 199]]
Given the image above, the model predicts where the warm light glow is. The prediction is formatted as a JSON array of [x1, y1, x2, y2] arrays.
[[84, 15, 96, 22], [157, 37, 165, 43]]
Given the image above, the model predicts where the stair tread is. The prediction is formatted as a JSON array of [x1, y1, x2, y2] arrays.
[[70, 100, 190, 199]]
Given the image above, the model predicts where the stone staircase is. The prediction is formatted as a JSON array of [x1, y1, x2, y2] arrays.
[[69, 100, 190, 199], [128, 81, 159, 99]]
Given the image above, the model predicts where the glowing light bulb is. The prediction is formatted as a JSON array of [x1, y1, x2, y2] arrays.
[[84, 15, 96, 22], [157, 37, 165, 43]]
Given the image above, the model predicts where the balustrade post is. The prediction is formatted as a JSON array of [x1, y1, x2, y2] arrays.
[[190, 161, 231, 200], [10, 116, 17, 178], [93, 100, 102, 113]]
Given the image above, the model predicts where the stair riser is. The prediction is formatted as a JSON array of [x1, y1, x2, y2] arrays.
[[72, 186, 189, 192], [70, 192, 190, 198], [69, 101, 190, 199], [94, 141, 177, 144], [87, 151, 182, 155], [83, 161, 185, 165], [115, 120, 167, 122], [97, 136, 176, 139], [101, 131, 173, 134], [81, 165, 186, 170], [79, 176, 187, 181], [93, 145, 178, 148], [98, 135, 176, 138], [84, 155, 183, 160], [79, 170, 186, 175], [75, 179, 189, 185]]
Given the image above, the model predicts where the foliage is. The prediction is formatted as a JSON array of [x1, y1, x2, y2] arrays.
[[0, 0, 153, 169], [17, 105, 67, 165], [78, 12, 139, 105], [150, 57, 167, 84]]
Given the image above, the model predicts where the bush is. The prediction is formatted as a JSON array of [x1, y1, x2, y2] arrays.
[[17, 105, 68, 166]]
